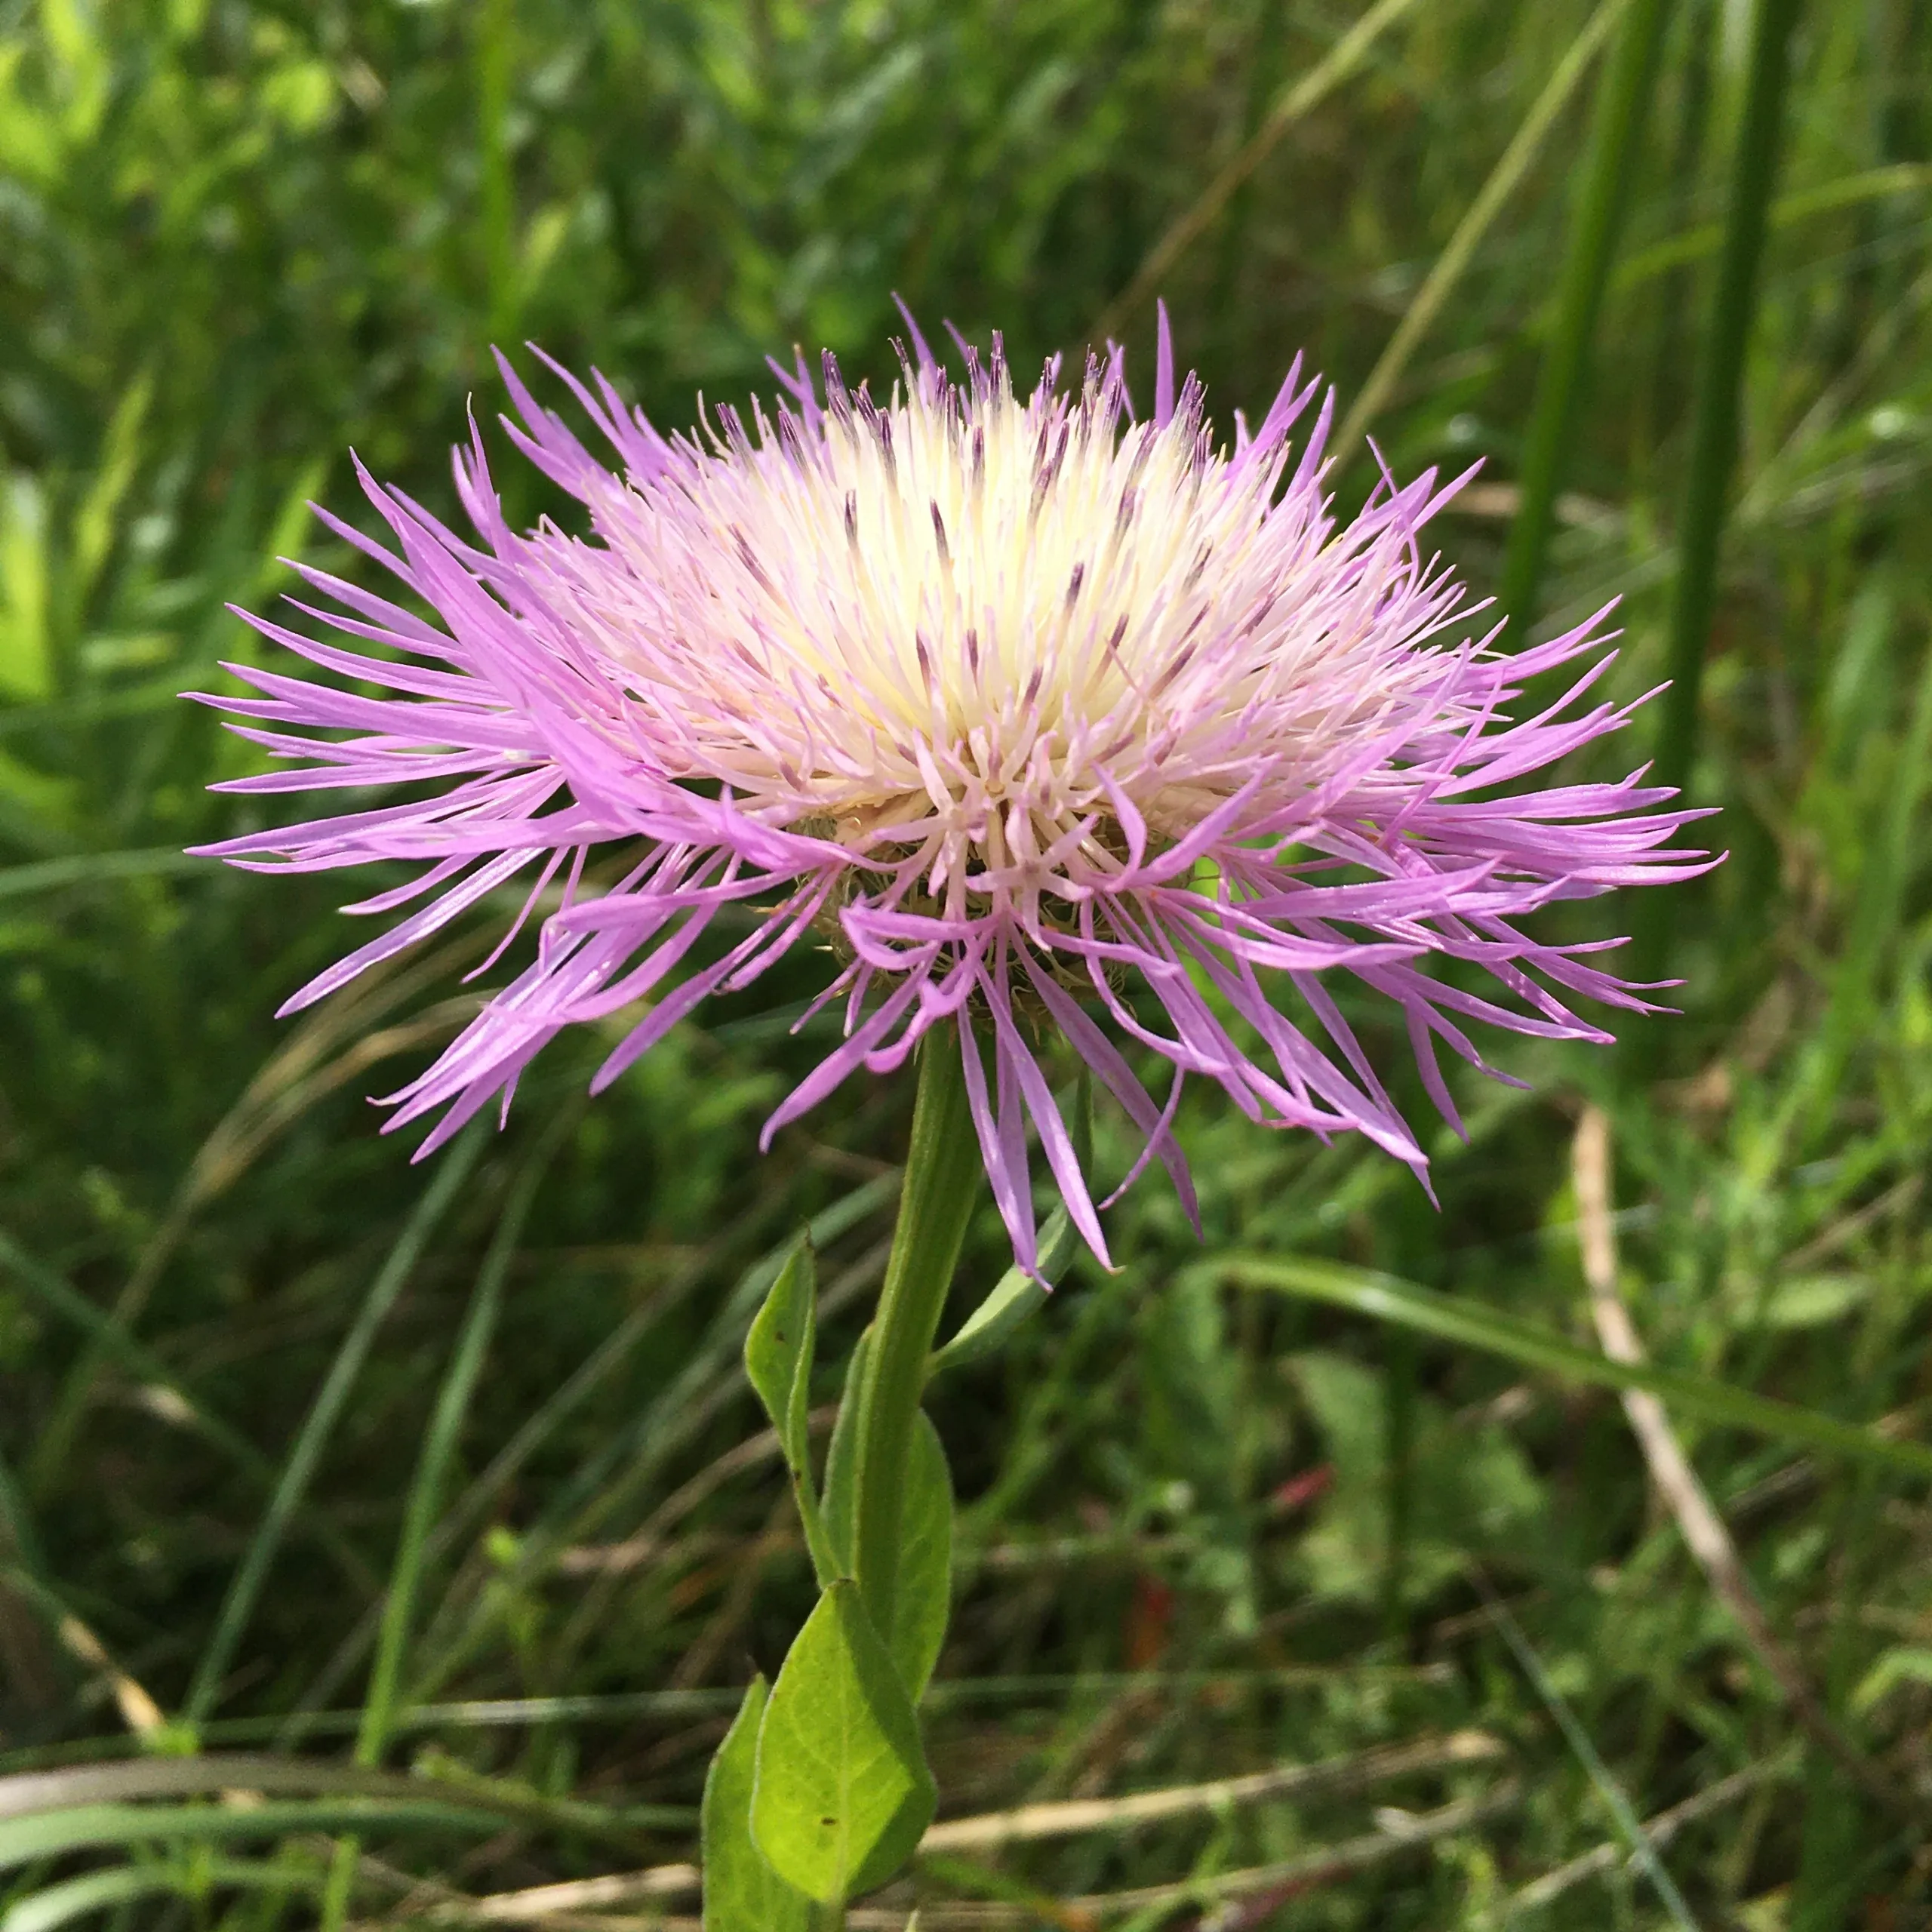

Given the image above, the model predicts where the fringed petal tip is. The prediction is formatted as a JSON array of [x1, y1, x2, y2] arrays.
[[183, 310, 1712, 1272]]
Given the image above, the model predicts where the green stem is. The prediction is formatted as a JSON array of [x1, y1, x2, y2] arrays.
[[851, 1024, 981, 1646], [1497, 0, 1673, 648], [1632, 0, 1804, 992]]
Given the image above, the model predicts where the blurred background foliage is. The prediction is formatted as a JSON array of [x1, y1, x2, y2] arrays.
[[4, 0, 1932, 1925]]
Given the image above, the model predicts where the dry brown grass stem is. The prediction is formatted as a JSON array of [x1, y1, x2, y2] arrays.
[[419, 1735, 1507, 1928], [398, 1781, 1518, 1928], [916, 1728, 1502, 1853], [1571, 1103, 1916, 1826]]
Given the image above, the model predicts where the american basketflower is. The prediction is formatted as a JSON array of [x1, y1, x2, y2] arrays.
[[194, 309, 1703, 1272]]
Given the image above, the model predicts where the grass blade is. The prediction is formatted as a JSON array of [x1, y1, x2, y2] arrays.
[[1, 1857, 313, 1932], [1475, 1575, 1700, 1930], [1093, 0, 1429, 344], [355, 1118, 569, 1770], [0, 1798, 498, 1872], [1, 1755, 478, 1818], [1634, 0, 1805, 988], [319, 1109, 572, 1932], [1497, 0, 1673, 647], [0, 848, 205, 902], [1335, 0, 1630, 453], [1209, 1255, 1932, 1480], [0, 1231, 275, 1487], [182, 1125, 486, 1724]]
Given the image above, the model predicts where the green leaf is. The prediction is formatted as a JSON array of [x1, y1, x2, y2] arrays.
[[822, 1327, 872, 1576], [744, 1239, 840, 1584], [929, 1073, 1090, 1380], [745, 1239, 817, 1475], [826, 1347, 953, 1699], [891, 1414, 953, 1702], [702, 1678, 811, 1932], [751, 1580, 936, 1906], [1213, 1256, 1932, 1480]]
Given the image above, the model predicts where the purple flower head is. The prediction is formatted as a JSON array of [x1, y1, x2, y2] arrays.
[[193, 307, 1707, 1272]]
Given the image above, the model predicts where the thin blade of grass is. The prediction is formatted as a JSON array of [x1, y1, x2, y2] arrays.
[[182, 1124, 487, 1724], [0, 1798, 500, 1872], [1497, 0, 1673, 646], [0, 1231, 275, 1483], [1475, 1574, 1699, 1930], [0, 848, 205, 900], [1, 1857, 315, 1932], [355, 1115, 571, 1770], [1209, 1255, 1932, 1479], [0, 1231, 376, 1597], [1633, 0, 1805, 990], [1093, 0, 1430, 344], [0, 1754, 481, 1818], [320, 1106, 574, 1932], [1335, 0, 1630, 453]]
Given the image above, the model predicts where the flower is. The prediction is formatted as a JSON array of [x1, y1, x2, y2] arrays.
[[193, 308, 1706, 1272]]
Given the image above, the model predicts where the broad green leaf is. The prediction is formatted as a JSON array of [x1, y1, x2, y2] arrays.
[[891, 1414, 953, 1701], [745, 1240, 817, 1474], [822, 1327, 872, 1575], [701, 1678, 810, 1932], [751, 1580, 936, 1905], [1213, 1256, 1932, 1480], [807, 1337, 949, 1699]]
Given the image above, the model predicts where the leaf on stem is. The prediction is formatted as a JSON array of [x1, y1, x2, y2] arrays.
[[927, 1208, 1074, 1378], [823, 1343, 951, 1700], [745, 1238, 838, 1582], [702, 1678, 810, 1932], [746, 1240, 817, 1476], [823, 1328, 871, 1576], [929, 1073, 1090, 1380], [751, 1580, 937, 1906], [891, 1414, 953, 1702]]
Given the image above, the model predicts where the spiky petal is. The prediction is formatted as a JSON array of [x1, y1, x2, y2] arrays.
[[192, 313, 1707, 1271]]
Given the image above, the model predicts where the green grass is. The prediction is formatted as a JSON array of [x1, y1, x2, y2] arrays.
[[5, 0, 1932, 1926]]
